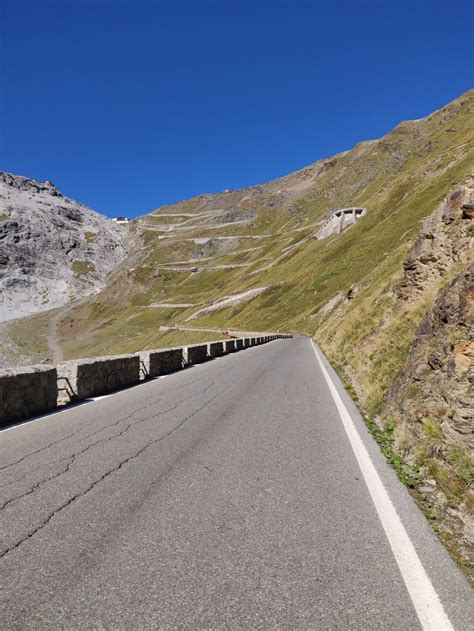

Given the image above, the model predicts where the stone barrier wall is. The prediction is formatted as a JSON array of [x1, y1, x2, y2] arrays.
[[225, 339, 237, 353], [0, 365, 58, 426], [57, 354, 140, 403], [1, 334, 293, 424], [141, 348, 184, 379], [186, 344, 209, 365], [208, 341, 225, 358]]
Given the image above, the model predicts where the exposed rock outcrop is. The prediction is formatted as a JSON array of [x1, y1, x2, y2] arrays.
[[0, 172, 127, 321], [395, 185, 473, 300], [381, 185, 473, 571], [390, 265, 473, 448], [387, 266, 473, 570]]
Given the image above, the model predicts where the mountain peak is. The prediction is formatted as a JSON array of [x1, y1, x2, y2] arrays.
[[0, 172, 63, 198], [0, 172, 127, 324]]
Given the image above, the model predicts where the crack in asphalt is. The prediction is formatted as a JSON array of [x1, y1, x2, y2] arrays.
[[0, 371, 210, 476], [0, 382, 224, 558], [0, 429, 83, 474], [0, 458, 73, 511], [0, 380, 216, 510]]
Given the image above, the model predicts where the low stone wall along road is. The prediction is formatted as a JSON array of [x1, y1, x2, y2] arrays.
[[0, 339, 472, 629]]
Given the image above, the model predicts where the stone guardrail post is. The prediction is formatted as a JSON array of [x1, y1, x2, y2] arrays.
[[208, 341, 225, 358], [0, 365, 58, 426], [140, 348, 184, 379], [57, 355, 140, 404], [186, 344, 209, 365]]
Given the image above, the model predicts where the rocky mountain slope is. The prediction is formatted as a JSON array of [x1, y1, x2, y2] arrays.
[[314, 178, 473, 576], [1, 89, 473, 575], [0, 173, 126, 322]]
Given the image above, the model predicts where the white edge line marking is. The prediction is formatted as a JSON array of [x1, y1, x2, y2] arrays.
[[311, 340, 453, 631], [0, 413, 64, 433]]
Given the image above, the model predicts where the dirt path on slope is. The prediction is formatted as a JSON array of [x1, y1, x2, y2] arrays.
[[47, 310, 64, 364]]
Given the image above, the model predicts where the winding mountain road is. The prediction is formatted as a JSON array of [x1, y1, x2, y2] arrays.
[[0, 338, 472, 629]]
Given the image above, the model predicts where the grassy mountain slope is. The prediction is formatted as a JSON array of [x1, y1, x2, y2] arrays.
[[13, 89, 467, 359], [3, 89, 473, 574]]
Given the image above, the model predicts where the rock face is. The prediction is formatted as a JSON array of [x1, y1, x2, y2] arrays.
[[395, 185, 473, 301], [389, 181, 473, 448], [382, 186, 473, 571], [390, 265, 474, 449], [0, 173, 127, 321], [387, 266, 473, 568]]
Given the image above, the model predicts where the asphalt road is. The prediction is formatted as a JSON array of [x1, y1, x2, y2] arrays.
[[0, 338, 472, 629]]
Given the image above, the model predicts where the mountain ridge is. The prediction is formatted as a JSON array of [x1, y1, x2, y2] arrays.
[[0, 171, 127, 323]]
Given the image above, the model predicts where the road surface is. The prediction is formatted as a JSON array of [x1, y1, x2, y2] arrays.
[[0, 338, 472, 629]]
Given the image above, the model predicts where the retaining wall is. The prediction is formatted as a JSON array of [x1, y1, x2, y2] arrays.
[[0, 365, 58, 426], [57, 354, 140, 403]]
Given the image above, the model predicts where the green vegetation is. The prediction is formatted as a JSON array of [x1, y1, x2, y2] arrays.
[[446, 449, 474, 489], [6, 312, 51, 363], [72, 260, 95, 275], [84, 231, 98, 243], [423, 418, 443, 442], [365, 417, 420, 488]]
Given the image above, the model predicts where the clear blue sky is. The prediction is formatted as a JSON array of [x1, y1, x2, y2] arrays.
[[1, 0, 472, 218]]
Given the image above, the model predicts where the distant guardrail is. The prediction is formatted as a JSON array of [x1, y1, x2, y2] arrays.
[[0, 334, 293, 426]]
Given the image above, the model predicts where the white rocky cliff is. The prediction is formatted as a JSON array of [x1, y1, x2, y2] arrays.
[[0, 172, 127, 321]]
